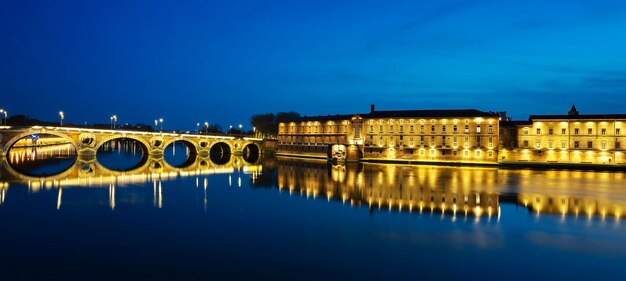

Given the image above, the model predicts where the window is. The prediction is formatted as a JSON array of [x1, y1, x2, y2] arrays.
[[488, 125, 493, 134], [617, 128, 621, 136], [430, 136, 435, 145], [536, 141, 540, 149], [430, 149, 435, 156], [488, 150, 493, 157], [400, 125, 403, 133], [379, 125, 383, 133], [410, 125, 414, 133], [420, 149, 425, 156], [420, 125, 424, 133], [442, 125, 446, 133], [601, 128, 606, 136], [523, 140, 529, 147], [587, 141, 593, 149], [548, 141, 553, 148], [475, 150, 481, 157], [561, 141, 566, 149], [431, 125, 435, 133], [561, 128, 566, 135], [409, 137, 414, 147], [617, 142, 621, 149], [344, 125, 347, 133], [465, 125, 469, 133], [453, 125, 458, 133], [420, 136, 425, 145], [453, 136, 458, 147], [390, 125, 394, 133], [477, 125, 482, 133], [601, 141, 606, 149], [588, 128, 592, 135], [524, 128, 529, 135], [548, 129, 553, 135], [536, 128, 541, 135], [574, 141, 579, 148], [464, 150, 469, 157], [369, 125, 373, 133], [574, 128, 579, 135], [476, 136, 481, 145]]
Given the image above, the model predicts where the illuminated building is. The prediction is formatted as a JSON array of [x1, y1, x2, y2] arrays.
[[500, 105, 626, 164], [277, 105, 501, 163]]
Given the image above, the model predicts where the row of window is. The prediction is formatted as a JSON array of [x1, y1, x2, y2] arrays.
[[523, 140, 622, 149], [368, 148, 494, 158], [367, 135, 494, 148], [368, 125, 494, 134], [525, 128, 622, 136]]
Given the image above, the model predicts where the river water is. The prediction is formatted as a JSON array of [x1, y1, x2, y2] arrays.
[[1, 140, 625, 280]]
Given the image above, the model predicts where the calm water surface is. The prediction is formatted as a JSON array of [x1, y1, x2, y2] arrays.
[[1, 141, 626, 280]]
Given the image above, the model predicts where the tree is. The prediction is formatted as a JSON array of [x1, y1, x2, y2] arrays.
[[250, 113, 276, 137], [250, 112, 301, 138]]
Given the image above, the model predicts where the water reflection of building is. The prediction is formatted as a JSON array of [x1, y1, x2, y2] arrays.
[[277, 159, 501, 219]]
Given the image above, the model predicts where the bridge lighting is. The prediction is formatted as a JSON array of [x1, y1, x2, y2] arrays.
[[59, 111, 64, 126], [196, 122, 200, 134], [205, 122, 209, 133], [159, 118, 164, 132]]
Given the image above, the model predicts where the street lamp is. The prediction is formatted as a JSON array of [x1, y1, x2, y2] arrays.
[[154, 119, 158, 131], [204, 122, 209, 133], [159, 118, 164, 132], [110, 115, 117, 129], [59, 111, 64, 126], [238, 124, 242, 133], [0, 109, 6, 125], [229, 125, 233, 134], [196, 122, 200, 134]]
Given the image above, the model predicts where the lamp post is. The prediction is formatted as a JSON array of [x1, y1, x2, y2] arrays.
[[154, 120, 158, 131], [0, 109, 6, 125], [229, 125, 233, 134], [196, 122, 200, 134], [110, 115, 117, 129], [204, 122, 209, 134], [238, 124, 242, 134], [253, 126, 256, 138], [159, 118, 164, 132], [59, 111, 64, 126]]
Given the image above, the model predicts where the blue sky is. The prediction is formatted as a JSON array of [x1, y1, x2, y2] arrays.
[[2, 0, 626, 130]]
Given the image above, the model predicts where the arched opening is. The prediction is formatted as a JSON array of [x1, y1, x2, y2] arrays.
[[242, 143, 260, 163], [163, 140, 198, 168], [209, 142, 231, 165], [96, 138, 149, 171], [6, 133, 76, 177]]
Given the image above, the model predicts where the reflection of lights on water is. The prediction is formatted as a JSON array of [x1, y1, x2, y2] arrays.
[[57, 188, 63, 210], [109, 183, 116, 210]]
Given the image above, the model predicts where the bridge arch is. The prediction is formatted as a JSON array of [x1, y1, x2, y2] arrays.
[[209, 141, 232, 165], [4, 130, 78, 153], [94, 135, 151, 156], [162, 139, 199, 168], [242, 142, 261, 163]]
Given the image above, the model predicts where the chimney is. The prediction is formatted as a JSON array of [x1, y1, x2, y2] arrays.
[[370, 104, 375, 113]]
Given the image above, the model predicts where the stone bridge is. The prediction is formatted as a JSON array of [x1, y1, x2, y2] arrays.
[[0, 126, 265, 158]]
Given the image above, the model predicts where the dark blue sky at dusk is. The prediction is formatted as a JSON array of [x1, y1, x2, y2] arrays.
[[2, 0, 626, 130]]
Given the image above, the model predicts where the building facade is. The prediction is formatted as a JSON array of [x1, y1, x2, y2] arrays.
[[500, 106, 626, 164], [277, 105, 501, 163]]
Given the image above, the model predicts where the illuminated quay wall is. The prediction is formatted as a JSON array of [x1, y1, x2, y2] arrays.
[[500, 106, 626, 165], [277, 159, 501, 218], [277, 105, 501, 163]]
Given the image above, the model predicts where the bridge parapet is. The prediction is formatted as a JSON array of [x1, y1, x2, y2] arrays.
[[0, 126, 266, 158]]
